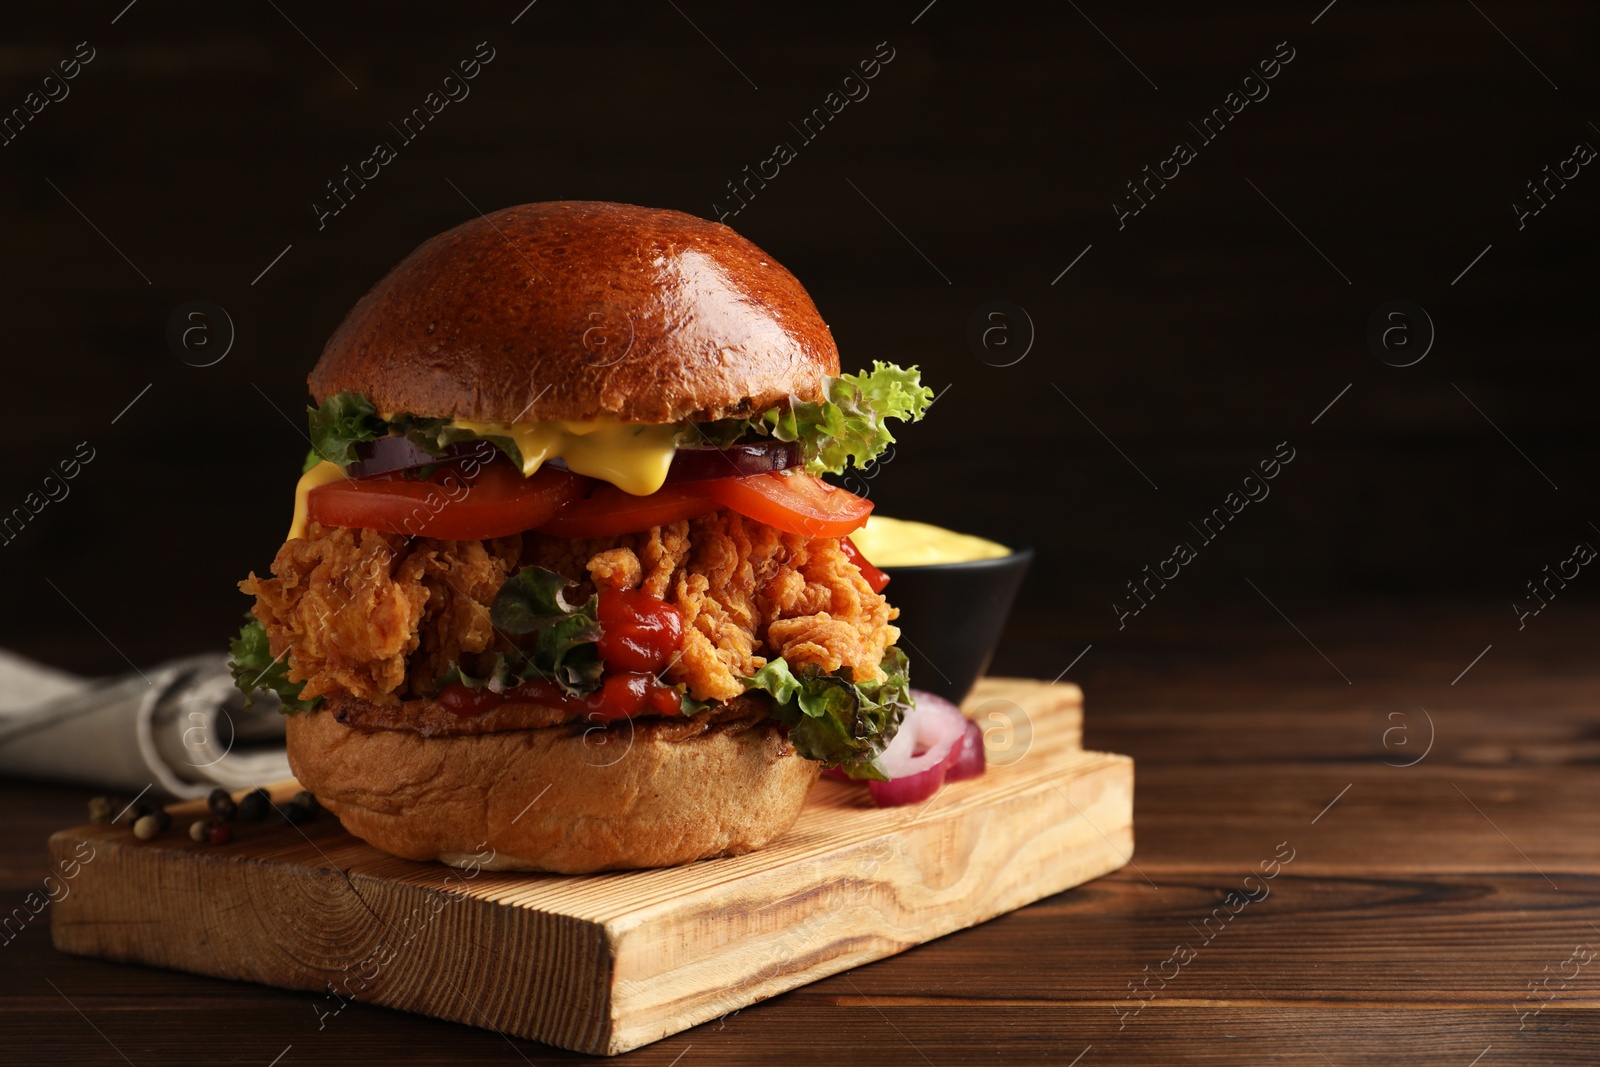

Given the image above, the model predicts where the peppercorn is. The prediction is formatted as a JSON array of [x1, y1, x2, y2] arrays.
[[189, 820, 209, 842], [207, 788, 237, 821], [208, 822, 233, 846], [133, 814, 161, 840], [88, 796, 113, 824], [152, 807, 172, 833], [292, 791, 319, 815], [279, 801, 312, 825], [237, 788, 270, 821], [128, 800, 155, 824]]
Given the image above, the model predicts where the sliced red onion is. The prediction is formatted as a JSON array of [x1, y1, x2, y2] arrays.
[[945, 719, 987, 782], [820, 693, 986, 794], [867, 689, 970, 807], [351, 436, 798, 485], [868, 757, 948, 806], [347, 437, 494, 479], [877, 690, 967, 775], [662, 442, 802, 483]]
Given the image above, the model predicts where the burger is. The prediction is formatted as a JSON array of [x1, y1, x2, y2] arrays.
[[229, 201, 932, 873]]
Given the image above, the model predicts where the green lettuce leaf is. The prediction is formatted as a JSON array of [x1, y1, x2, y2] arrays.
[[683, 362, 933, 475], [440, 655, 515, 692], [306, 392, 387, 468], [485, 566, 605, 698], [229, 615, 318, 713], [742, 646, 911, 780], [770, 362, 934, 474]]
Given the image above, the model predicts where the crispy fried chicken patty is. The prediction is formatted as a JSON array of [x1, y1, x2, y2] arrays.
[[240, 511, 899, 725]]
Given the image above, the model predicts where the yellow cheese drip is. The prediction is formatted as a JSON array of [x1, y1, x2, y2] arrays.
[[287, 460, 347, 541], [446, 418, 678, 496], [850, 515, 1011, 567]]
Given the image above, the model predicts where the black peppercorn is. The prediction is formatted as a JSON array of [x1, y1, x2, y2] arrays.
[[207, 788, 237, 821], [237, 788, 269, 821], [152, 807, 173, 833], [128, 800, 155, 824], [291, 790, 319, 815], [279, 801, 312, 825]]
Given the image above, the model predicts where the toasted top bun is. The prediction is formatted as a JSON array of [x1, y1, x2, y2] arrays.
[[308, 201, 840, 424], [286, 708, 821, 873]]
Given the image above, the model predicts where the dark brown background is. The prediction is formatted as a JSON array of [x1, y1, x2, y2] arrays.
[[2, 0, 1595, 676]]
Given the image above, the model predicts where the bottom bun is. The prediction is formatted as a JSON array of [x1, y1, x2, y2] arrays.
[[285, 709, 820, 873]]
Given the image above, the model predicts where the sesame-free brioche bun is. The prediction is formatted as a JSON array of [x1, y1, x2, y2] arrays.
[[308, 200, 840, 425], [285, 708, 821, 874]]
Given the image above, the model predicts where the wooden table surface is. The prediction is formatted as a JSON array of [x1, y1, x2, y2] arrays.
[[4, 601, 1597, 1065]]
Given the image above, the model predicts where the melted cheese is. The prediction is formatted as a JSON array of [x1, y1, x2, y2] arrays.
[[288, 460, 347, 541], [446, 418, 678, 496], [850, 515, 1011, 567]]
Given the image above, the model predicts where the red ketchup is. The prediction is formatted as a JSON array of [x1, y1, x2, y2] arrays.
[[840, 537, 890, 593], [596, 588, 685, 671], [441, 588, 686, 720], [438, 683, 506, 717]]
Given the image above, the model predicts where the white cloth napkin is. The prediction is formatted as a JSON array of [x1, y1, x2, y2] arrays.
[[0, 649, 291, 799]]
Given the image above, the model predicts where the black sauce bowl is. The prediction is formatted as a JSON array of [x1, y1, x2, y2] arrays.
[[881, 547, 1033, 705]]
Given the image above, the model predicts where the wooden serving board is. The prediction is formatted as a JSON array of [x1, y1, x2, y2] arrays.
[[49, 677, 1132, 1056]]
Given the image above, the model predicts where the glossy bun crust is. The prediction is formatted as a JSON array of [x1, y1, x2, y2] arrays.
[[285, 709, 821, 873], [308, 201, 840, 424]]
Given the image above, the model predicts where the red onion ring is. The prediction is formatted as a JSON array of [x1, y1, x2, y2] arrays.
[[819, 693, 989, 795], [347, 437, 494, 479], [660, 442, 802, 482], [866, 689, 975, 807], [945, 719, 986, 782]]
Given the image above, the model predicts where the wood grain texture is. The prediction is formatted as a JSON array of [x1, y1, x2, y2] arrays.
[[46, 678, 1130, 1055]]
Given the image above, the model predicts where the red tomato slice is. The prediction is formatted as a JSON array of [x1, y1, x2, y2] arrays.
[[536, 483, 719, 539], [537, 470, 874, 540], [307, 458, 588, 539], [703, 471, 873, 539], [841, 537, 890, 593]]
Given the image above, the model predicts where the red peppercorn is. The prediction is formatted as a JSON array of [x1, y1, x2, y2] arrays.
[[208, 822, 233, 845]]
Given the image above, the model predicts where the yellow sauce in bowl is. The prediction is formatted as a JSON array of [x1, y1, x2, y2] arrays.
[[850, 515, 1011, 567]]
